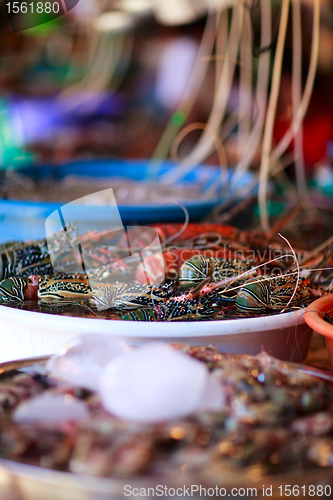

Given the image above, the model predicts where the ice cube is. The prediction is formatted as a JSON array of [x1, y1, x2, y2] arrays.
[[46, 334, 131, 391], [199, 372, 226, 412], [99, 344, 209, 423], [13, 393, 89, 424]]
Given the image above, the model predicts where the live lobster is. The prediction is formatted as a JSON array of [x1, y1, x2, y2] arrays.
[[0, 221, 328, 320], [0, 269, 323, 322]]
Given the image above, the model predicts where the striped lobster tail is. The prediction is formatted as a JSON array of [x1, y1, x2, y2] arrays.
[[0, 277, 28, 305], [179, 255, 253, 290], [235, 277, 271, 313], [235, 275, 305, 313], [122, 308, 159, 321], [179, 255, 213, 290]]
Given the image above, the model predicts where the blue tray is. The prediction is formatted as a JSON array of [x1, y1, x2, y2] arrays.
[[0, 159, 256, 243]]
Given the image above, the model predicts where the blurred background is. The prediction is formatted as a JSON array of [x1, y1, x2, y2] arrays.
[[0, 0, 333, 233]]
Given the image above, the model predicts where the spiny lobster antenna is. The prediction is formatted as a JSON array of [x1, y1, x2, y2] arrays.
[[211, 252, 296, 295], [297, 235, 333, 284], [278, 233, 299, 313], [184, 232, 222, 249], [161, 203, 189, 247]]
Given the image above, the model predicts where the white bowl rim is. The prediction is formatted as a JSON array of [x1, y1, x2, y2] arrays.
[[0, 305, 306, 338]]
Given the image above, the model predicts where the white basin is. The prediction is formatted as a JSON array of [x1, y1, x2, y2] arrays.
[[0, 306, 311, 363]]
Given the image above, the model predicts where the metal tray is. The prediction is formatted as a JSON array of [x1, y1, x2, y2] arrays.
[[0, 357, 333, 500]]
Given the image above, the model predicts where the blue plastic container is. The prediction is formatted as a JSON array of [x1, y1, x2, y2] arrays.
[[0, 159, 256, 243]]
